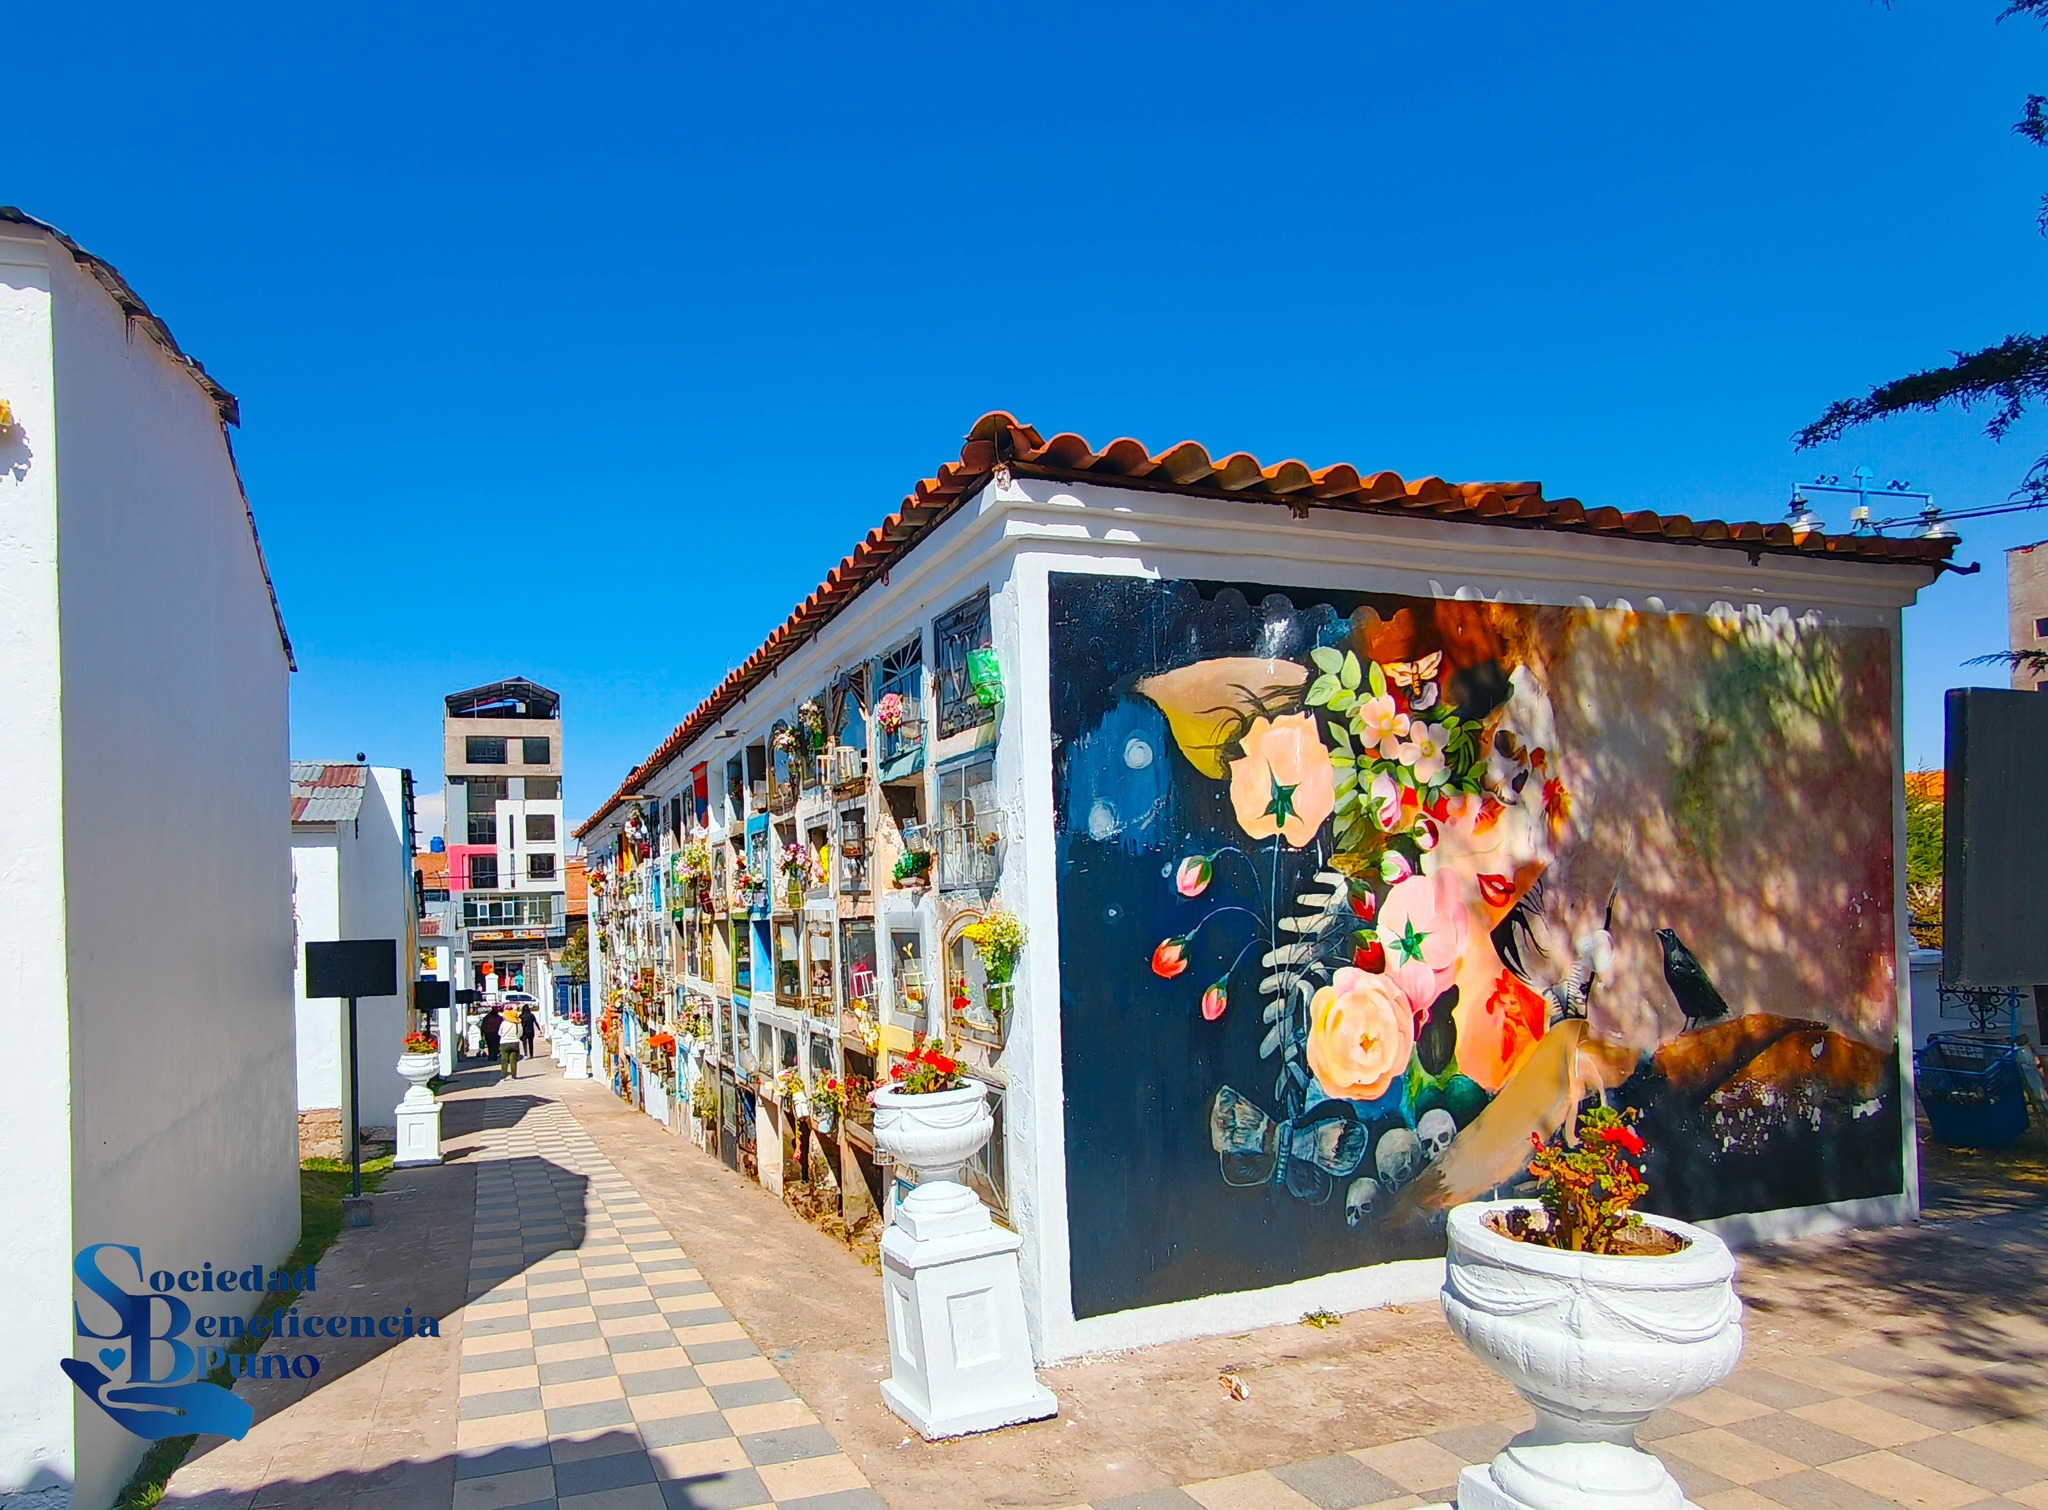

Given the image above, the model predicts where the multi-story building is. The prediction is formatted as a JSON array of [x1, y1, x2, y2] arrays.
[[2004, 537, 2048, 688], [442, 678, 568, 1001]]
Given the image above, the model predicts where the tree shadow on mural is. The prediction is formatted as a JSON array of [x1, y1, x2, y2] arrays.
[[1049, 573, 1904, 1320]]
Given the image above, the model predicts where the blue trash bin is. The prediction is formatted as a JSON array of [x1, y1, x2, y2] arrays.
[[1914, 1032, 2031, 1149]]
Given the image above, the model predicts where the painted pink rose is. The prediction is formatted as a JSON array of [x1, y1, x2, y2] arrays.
[[1377, 870, 1468, 1021], [1228, 714, 1336, 848], [1307, 967, 1416, 1102]]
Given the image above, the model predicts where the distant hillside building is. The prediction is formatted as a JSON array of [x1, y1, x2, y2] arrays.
[[442, 678, 568, 1000], [2005, 538, 2048, 688]]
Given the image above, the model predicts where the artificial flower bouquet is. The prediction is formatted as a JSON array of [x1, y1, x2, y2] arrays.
[[886, 1037, 964, 1095]]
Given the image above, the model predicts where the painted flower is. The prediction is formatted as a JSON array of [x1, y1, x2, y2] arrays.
[[1152, 937, 1190, 978], [1352, 939, 1387, 972], [1599, 1122, 1647, 1157], [1356, 693, 1410, 758], [1380, 851, 1414, 885], [1227, 714, 1336, 848], [1306, 968, 1416, 1102], [1405, 721, 1451, 788], [1176, 854, 1214, 897], [1377, 870, 1468, 1020], [1200, 980, 1229, 1021], [1368, 770, 1405, 834]]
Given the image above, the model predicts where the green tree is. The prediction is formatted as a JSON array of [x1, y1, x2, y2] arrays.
[[1798, 2, 2048, 513], [559, 924, 589, 981]]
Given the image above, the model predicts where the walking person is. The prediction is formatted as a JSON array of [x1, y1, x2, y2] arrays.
[[519, 1003, 538, 1061], [479, 1004, 505, 1070], [498, 1007, 522, 1079]]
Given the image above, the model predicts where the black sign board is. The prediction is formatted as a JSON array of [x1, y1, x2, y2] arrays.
[[455, 989, 479, 1006], [1944, 688, 2048, 985], [415, 979, 451, 1014], [305, 940, 398, 1000]]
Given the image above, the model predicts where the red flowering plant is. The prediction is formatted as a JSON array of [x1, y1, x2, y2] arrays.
[[1513, 1106, 1659, 1255], [886, 1036, 965, 1095], [403, 1030, 438, 1055]]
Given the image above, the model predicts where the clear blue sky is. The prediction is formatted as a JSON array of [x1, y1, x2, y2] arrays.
[[12, 2, 2046, 828]]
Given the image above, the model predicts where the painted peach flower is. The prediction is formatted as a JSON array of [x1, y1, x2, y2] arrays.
[[1306, 967, 1416, 1102], [1356, 693, 1410, 758], [1377, 870, 1468, 1020], [1227, 713, 1335, 848], [1405, 721, 1452, 788], [1152, 937, 1190, 978]]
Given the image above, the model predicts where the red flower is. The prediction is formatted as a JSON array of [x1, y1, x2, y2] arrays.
[[1353, 940, 1387, 973], [932, 1055, 958, 1075], [1151, 937, 1190, 978], [1599, 1124, 1646, 1157]]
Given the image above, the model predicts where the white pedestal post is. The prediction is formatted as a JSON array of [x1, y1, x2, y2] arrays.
[[561, 1026, 590, 1080], [393, 1055, 442, 1168], [879, 1180, 1057, 1439]]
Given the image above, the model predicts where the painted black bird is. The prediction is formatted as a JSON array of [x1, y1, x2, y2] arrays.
[[1658, 927, 1733, 1032]]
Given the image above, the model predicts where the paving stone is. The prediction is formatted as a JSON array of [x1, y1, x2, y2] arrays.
[[640, 1413, 740, 1449], [1271, 1451, 1408, 1507], [553, 1450, 658, 1497], [738, 1425, 841, 1465], [657, 1467, 770, 1509], [709, 1379, 795, 1410]]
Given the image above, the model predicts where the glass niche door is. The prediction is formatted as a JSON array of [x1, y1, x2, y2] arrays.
[[889, 926, 929, 1033]]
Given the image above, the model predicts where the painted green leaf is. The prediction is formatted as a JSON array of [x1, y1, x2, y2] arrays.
[[1367, 661, 1387, 697], [1306, 673, 1339, 706], [1310, 646, 1345, 674], [1340, 652, 1363, 691]]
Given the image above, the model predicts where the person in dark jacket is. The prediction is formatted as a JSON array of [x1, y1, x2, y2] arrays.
[[519, 1005, 538, 1060], [479, 1007, 505, 1064]]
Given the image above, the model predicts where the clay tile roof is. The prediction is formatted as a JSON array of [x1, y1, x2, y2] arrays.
[[576, 412, 1958, 838], [414, 850, 449, 885], [290, 761, 367, 824]]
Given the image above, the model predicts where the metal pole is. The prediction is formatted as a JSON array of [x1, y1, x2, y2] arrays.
[[348, 995, 362, 1200]]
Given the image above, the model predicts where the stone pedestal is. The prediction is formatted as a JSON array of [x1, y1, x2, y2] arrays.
[[879, 1180, 1057, 1439], [561, 1028, 590, 1080], [394, 1053, 442, 1168]]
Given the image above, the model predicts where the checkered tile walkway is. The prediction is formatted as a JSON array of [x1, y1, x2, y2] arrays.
[[1048, 1344, 2048, 1510], [453, 1097, 882, 1510]]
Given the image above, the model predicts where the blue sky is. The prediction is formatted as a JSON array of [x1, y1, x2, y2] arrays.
[[11, 2, 2046, 829]]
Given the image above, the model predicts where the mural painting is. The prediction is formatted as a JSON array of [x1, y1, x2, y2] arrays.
[[1049, 572, 1903, 1319]]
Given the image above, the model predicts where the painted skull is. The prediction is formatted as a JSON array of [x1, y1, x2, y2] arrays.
[[1344, 1174, 1379, 1228], [1416, 1108, 1456, 1163], [1374, 1126, 1422, 1192]]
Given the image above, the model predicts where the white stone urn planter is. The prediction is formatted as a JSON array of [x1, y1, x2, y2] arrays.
[[560, 1026, 591, 1080], [1433, 1200, 1743, 1510], [393, 1052, 443, 1167], [869, 1079, 1055, 1439], [871, 1081, 994, 1182]]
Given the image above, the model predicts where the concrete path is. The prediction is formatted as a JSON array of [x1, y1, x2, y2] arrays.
[[163, 1054, 882, 1510]]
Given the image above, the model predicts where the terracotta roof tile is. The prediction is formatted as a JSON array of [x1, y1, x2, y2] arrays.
[[576, 412, 1957, 838]]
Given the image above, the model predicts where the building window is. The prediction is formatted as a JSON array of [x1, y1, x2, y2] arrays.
[[933, 589, 994, 739], [2035, 617, 2048, 638], [528, 854, 558, 881], [522, 736, 552, 765], [525, 813, 556, 842], [524, 776, 560, 800], [876, 635, 925, 775], [466, 736, 508, 765], [468, 813, 499, 846], [937, 756, 1000, 892], [470, 855, 499, 889]]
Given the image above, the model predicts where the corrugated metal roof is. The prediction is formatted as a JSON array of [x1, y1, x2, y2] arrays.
[[576, 411, 1956, 839], [290, 761, 366, 824]]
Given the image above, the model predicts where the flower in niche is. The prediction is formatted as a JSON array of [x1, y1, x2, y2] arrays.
[[1306, 968, 1416, 1102], [1228, 714, 1335, 847], [1378, 870, 1468, 1021]]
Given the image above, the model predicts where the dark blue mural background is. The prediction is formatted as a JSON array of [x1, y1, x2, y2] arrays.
[[1050, 572, 1441, 1318]]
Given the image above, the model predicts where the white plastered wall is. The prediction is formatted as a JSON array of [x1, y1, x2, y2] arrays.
[[47, 237, 299, 1508], [0, 227, 83, 1508], [344, 769, 413, 1127], [291, 835, 345, 1109]]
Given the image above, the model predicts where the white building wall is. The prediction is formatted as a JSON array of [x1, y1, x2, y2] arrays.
[[0, 226, 83, 1509], [291, 836, 344, 1109], [42, 234, 299, 1507], [343, 769, 412, 1127]]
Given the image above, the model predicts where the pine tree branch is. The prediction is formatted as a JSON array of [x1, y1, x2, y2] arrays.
[[1794, 334, 2048, 447], [1966, 647, 2048, 672]]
